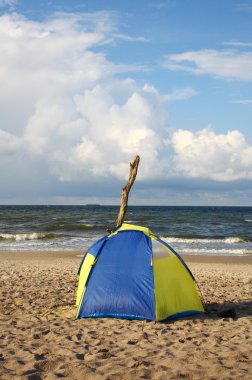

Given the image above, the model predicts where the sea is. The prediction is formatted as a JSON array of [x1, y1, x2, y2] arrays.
[[0, 205, 251, 256]]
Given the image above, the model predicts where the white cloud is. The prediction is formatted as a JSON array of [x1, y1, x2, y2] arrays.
[[0, 129, 24, 155], [0, 11, 252, 201], [231, 99, 252, 105], [163, 49, 252, 81], [111, 33, 148, 42], [171, 127, 252, 181], [23, 82, 168, 181], [0, 0, 17, 7], [164, 87, 198, 102], [223, 41, 252, 48], [0, 12, 168, 183]]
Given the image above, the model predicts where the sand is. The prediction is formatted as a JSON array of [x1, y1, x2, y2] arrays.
[[0, 250, 251, 380]]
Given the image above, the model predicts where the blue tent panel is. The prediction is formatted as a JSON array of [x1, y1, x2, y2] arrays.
[[77, 236, 107, 275], [78, 230, 155, 320]]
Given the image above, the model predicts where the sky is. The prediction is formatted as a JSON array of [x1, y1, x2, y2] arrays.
[[0, 0, 252, 206]]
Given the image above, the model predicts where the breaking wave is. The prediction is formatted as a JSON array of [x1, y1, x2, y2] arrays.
[[161, 236, 249, 244], [0, 232, 58, 241], [179, 248, 250, 256]]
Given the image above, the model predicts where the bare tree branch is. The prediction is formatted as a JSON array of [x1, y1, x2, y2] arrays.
[[115, 155, 140, 226]]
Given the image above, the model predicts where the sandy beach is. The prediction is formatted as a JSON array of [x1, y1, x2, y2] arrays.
[[0, 250, 251, 380]]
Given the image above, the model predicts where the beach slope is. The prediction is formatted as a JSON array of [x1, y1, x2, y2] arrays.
[[0, 251, 251, 379]]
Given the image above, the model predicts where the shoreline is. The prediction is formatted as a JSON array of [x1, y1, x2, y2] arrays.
[[1, 249, 252, 265]]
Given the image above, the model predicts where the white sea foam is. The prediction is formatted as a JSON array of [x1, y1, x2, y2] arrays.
[[180, 248, 247, 256], [0, 232, 49, 241], [77, 220, 95, 226], [245, 219, 252, 222], [224, 237, 244, 244], [162, 237, 215, 244], [160, 236, 245, 244]]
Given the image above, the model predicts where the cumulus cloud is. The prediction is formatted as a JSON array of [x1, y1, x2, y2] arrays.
[[24, 82, 168, 181], [0, 129, 24, 155], [0, 12, 168, 183], [0, 11, 252, 200], [163, 49, 252, 81], [171, 127, 252, 181]]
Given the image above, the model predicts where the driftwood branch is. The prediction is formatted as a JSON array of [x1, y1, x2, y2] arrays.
[[115, 155, 140, 226]]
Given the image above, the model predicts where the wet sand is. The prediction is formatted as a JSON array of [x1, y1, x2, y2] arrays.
[[0, 250, 251, 379]]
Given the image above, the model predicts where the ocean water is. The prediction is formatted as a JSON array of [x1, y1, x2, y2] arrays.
[[0, 205, 251, 256]]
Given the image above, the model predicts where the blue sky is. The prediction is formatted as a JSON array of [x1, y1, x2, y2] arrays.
[[0, 0, 252, 205]]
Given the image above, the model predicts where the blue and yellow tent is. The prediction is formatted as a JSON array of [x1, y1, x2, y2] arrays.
[[76, 223, 204, 321]]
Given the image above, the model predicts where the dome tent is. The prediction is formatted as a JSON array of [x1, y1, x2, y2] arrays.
[[76, 223, 204, 321]]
